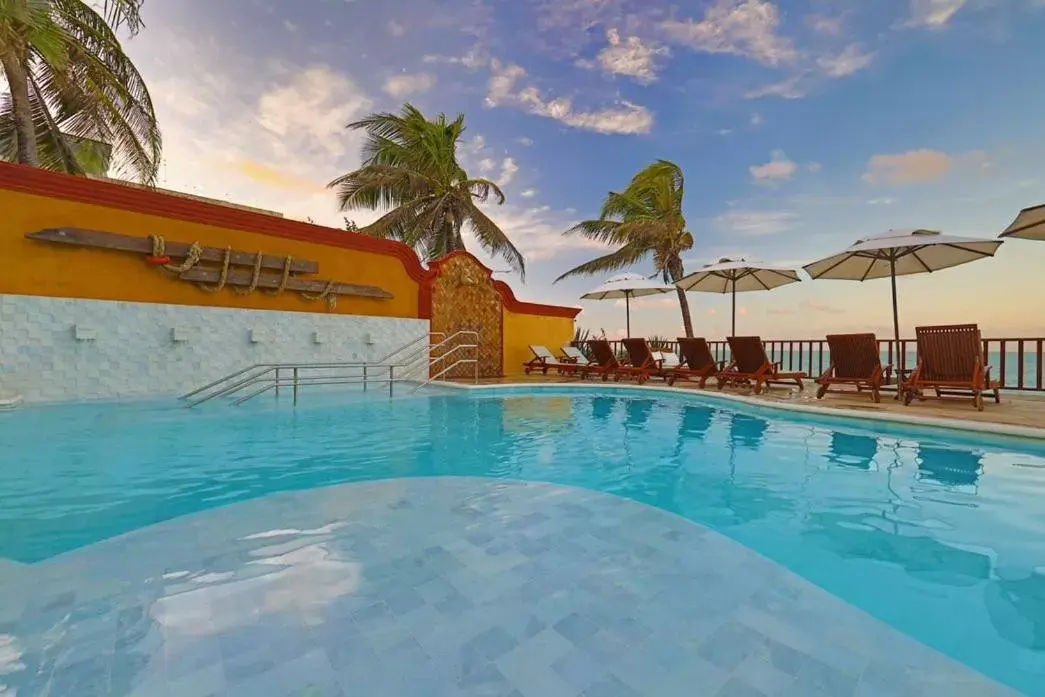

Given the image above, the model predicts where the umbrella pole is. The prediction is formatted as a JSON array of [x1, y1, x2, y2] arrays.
[[890, 258, 902, 400], [626, 292, 631, 338], [731, 281, 737, 337]]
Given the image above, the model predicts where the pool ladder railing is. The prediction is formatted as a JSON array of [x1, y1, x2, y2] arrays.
[[179, 330, 479, 407]]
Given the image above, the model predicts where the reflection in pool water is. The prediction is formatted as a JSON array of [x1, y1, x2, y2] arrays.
[[2, 388, 1045, 693]]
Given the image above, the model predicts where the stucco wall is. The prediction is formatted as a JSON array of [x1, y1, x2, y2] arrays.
[[502, 310, 577, 375]]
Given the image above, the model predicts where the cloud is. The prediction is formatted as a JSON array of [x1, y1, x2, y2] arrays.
[[750, 112, 764, 126], [862, 149, 953, 184], [520, 189, 537, 198], [816, 45, 874, 77], [807, 162, 822, 172], [468, 202, 606, 263], [383, 72, 436, 97], [485, 59, 654, 135], [615, 296, 677, 309], [516, 137, 534, 147], [802, 300, 844, 314], [716, 209, 797, 235], [716, 128, 733, 135], [906, 0, 968, 28], [807, 14, 844, 36], [422, 45, 489, 69], [867, 197, 895, 205], [745, 73, 807, 99], [478, 157, 496, 173], [750, 150, 797, 184], [579, 28, 670, 84], [767, 307, 796, 315], [660, 0, 799, 67], [387, 20, 406, 37], [127, 24, 380, 228], [496, 157, 519, 186]]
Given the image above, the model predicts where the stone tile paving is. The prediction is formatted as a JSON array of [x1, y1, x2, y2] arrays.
[[0, 477, 1021, 697]]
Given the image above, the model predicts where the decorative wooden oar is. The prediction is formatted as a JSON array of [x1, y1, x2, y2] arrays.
[[27, 228, 320, 275], [178, 267, 393, 300]]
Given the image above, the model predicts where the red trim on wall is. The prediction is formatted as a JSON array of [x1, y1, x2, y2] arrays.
[[1, 164, 581, 321], [426, 250, 581, 319], [0, 161, 430, 289]]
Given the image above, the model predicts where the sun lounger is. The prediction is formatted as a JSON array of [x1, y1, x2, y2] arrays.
[[561, 345, 594, 368], [816, 333, 891, 403], [523, 346, 573, 375], [718, 336, 806, 394], [654, 350, 681, 368], [621, 339, 668, 384], [665, 337, 725, 387], [587, 339, 647, 382], [902, 324, 1000, 411]]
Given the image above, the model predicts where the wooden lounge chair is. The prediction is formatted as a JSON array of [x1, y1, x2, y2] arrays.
[[816, 333, 892, 403], [583, 340, 627, 381], [561, 345, 594, 369], [666, 337, 725, 387], [523, 345, 573, 375], [621, 339, 668, 384], [902, 324, 1000, 411], [718, 336, 806, 394]]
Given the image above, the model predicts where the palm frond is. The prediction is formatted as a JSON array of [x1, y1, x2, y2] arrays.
[[553, 244, 650, 283], [463, 177, 505, 205], [462, 199, 525, 278]]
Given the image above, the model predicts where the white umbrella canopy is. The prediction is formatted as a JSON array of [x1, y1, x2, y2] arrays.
[[580, 273, 675, 337], [1000, 204, 1045, 241], [803, 229, 1003, 384], [675, 258, 802, 336]]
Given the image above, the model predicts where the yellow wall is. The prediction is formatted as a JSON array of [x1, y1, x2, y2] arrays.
[[0, 188, 421, 318], [503, 310, 576, 374]]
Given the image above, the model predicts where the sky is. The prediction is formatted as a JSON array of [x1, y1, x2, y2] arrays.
[[102, 0, 1045, 339]]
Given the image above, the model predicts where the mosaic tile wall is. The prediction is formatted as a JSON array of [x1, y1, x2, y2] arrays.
[[0, 294, 428, 403]]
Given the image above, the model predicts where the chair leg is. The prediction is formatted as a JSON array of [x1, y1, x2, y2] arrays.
[[974, 391, 984, 411], [815, 384, 828, 399]]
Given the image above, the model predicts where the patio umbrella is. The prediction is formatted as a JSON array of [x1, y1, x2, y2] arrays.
[[580, 273, 674, 338], [803, 229, 1003, 373], [1000, 204, 1045, 241], [674, 258, 802, 336]]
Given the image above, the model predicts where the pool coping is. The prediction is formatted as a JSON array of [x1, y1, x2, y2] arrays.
[[437, 380, 1045, 442]]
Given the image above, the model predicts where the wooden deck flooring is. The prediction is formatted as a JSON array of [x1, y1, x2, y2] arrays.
[[448, 372, 1045, 431]]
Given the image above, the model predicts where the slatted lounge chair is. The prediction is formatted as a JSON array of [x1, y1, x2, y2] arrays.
[[816, 333, 892, 403], [718, 336, 806, 394], [655, 350, 681, 369], [665, 337, 725, 387], [523, 345, 574, 375], [620, 339, 666, 384], [561, 345, 594, 369], [584, 340, 628, 381], [902, 324, 1000, 411]]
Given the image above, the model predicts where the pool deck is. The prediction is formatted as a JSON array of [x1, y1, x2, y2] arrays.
[[453, 373, 1045, 432], [0, 478, 1020, 697]]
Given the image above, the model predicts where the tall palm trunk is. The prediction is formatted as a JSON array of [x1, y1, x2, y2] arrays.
[[667, 257, 694, 338], [0, 48, 39, 166]]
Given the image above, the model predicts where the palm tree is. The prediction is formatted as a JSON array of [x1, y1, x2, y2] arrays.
[[328, 103, 525, 277], [0, 0, 161, 183], [554, 160, 695, 336]]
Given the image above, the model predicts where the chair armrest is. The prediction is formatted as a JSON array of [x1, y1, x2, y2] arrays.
[[773, 361, 782, 369]]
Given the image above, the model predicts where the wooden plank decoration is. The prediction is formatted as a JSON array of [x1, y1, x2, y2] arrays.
[[26, 228, 320, 275], [178, 267, 394, 300]]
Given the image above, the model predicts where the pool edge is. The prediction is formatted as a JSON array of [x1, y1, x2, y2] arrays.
[[435, 380, 1045, 442]]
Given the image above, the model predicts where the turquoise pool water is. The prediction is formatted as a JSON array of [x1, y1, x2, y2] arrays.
[[2, 386, 1045, 694]]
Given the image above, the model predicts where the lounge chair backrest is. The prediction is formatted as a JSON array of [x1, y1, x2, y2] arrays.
[[727, 336, 769, 373], [588, 340, 619, 368], [622, 338, 656, 368], [677, 337, 715, 370], [531, 345, 556, 360], [826, 333, 881, 379], [916, 324, 983, 381], [562, 346, 589, 363]]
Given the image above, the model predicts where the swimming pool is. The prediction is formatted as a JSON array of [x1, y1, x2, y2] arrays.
[[2, 386, 1044, 695]]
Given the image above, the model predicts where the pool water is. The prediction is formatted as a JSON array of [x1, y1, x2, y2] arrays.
[[2, 387, 1045, 694]]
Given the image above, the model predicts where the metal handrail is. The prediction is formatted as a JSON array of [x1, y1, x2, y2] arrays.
[[181, 329, 481, 407], [414, 358, 478, 392]]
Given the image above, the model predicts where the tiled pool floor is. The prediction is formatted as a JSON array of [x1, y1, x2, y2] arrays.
[[0, 478, 1018, 697]]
